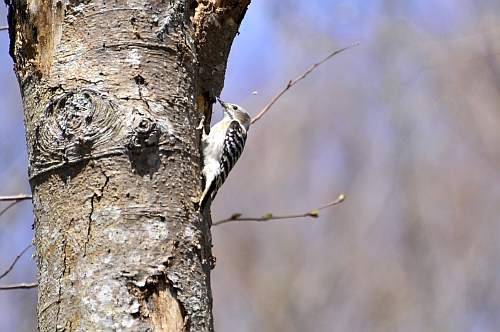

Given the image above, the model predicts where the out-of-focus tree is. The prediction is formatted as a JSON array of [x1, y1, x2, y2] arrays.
[[210, 1, 500, 332]]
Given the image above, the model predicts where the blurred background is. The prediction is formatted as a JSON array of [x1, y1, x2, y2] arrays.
[[1, 0, 500, 331]]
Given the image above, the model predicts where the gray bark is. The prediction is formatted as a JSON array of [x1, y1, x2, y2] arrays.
[[6, 0, 250, 330]]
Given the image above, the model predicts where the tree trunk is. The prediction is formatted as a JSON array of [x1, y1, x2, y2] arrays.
[[6, 0, 250, 330]]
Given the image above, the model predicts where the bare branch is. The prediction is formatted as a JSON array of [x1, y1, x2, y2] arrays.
[[251, 42, 360, 124], [0, 195, 31, 217], [0, 26, 8, 31], [0, 194, 33, 201], [0, 195, 33, 219], [0, 245, 32, 280], [0, 282, 38, 290], [0, 201, 19, 219], [213, 194, 345, 226]]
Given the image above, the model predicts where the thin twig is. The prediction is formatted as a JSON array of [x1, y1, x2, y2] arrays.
[[0, 26, 8, 31], [0, 194, 32, 201], [0, 245, 32, 280], [0, 282, 38, 290], [251, 42, 360, 124], [0, 195, 32, 219], [213, 194, 345, 226], [0, 201, 19, 219]]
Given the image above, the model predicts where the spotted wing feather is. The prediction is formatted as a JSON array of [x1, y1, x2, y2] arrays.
[[210, 120, 247, 202]]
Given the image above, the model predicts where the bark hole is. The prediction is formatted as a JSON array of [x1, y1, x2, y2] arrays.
[[129, 275, 186, 331]]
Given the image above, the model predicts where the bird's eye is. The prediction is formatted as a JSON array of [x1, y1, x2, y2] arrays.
[[233, 106, 238, 110]]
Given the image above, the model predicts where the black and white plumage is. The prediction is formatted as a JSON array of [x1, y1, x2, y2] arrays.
[[199, 99, 251, 209]]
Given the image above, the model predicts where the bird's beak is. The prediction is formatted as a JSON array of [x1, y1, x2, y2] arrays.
[[218, 99, 229, 115], [218, 98, 228, 108]]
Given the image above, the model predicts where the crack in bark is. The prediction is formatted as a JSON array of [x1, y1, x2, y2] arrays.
[[38, 300, 59, 321], [99, 167, 110, 195], [83, 168, 109, 256], [55, 238, 68, 328], [83, 197, 93, 257]]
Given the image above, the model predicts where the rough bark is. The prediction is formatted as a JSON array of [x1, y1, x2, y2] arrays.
[[6, 0, 250, 330]]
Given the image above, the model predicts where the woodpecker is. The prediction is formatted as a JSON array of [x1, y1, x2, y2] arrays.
[[199, 99, 251, 209]]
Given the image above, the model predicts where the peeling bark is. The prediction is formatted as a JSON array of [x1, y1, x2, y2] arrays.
[[6, 0, 250, 330]]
